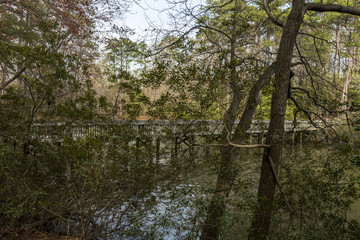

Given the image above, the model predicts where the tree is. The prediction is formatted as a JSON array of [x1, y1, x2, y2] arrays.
[[104, 37, 148, 119], [139, 0, 360, 239], [0, 0, 98, 155], [249, 1, 360, 239], [151, 0, 360, 238], [2, 0, 360, 238], [0, 1, 134, 238], [137, 0, 276, 238], [0, 0, 93, 90]]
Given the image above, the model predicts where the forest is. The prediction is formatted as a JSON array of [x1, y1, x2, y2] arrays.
[[1, 0, 360, 239]]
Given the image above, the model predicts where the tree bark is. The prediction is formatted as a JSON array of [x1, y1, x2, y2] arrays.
[[201, 2, 360, 240], [341, 57, 352, 111], [333, 22, 341, 82], [248, 1, 305, 239], [200, 2, 240, 238], [200, 62, 276, 240], [305, 3, 360, 14]]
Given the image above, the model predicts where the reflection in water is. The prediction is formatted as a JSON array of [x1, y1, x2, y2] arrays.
[[97, 142, 360, 239], [151, 143, 357, 239]]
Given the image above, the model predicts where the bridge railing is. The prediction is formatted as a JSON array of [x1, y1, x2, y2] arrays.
[[31, 119, 320, 140]]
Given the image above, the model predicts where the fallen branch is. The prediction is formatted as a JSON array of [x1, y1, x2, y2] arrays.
[[224, 124, 270, 148], [39, 202, 65, 219], [193, 142, 270, 149]]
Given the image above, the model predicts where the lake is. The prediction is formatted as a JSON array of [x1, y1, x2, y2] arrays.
[[93, 140, 360, 239]]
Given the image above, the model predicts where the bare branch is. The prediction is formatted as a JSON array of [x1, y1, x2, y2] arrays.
[[0, 67, 26, 90], [262, 0, 284, 28], [312, 37, 325, 69], [294, 42, 320, 99], [199, 25, 232, 42], [295, 41, 343, 94], [196, 142, 270, 149], [204, 0, 234, 11], [298, 31, 333, 45], [149, 25, 200, 56], [228, 143, 270, 148], [288, 95, 340, 141], [291, 86, 338, 114], [306, 3, 360, 16]]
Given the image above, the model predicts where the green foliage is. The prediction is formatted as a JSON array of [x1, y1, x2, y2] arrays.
[[0, 123, 199, 238], [257, 90, 272, 119], [103, 37, 150, 119], [2, 0, 360, 239], [269, 145, 360, 239]]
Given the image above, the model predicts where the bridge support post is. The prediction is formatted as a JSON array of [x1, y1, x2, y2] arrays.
[[155, 137, 160, 163], [294, 132, 303, 144], [171, 136, 179, 159], [146, 138, 153, 165], [136, 138, 140, 149], [205, 136, 210, 159], [258, 133, 264, 144], [189, 135, 195, 160]]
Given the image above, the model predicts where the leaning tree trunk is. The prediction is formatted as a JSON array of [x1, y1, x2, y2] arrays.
[[200, 1, 240, 238], [248, 1, 305, 239], [201, 62, 277, 240]]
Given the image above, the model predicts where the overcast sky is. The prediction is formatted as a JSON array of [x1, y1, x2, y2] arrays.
[[123, 0, 204, 42], [126, 1, 169, 32], [123, 0, 172, 41]]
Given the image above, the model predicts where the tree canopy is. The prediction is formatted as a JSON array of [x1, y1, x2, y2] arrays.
[[1, 0, 360, 239]]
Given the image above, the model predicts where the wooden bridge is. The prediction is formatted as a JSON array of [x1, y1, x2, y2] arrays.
[[29, 120, 320, 160], [31, 120, 318, 141]]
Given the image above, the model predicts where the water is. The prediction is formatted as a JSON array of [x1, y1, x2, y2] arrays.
[[81, 142, 360, 239]]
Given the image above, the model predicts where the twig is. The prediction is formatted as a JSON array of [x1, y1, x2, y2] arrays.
[[39, 202, 65, 219], [263, 0, 284, 28], [344, 219, 360, 234]]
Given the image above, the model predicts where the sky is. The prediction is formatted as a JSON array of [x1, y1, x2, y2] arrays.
[[125, 0, 169, 34], [123, 0, 204, 42], [94, 0, 172, 48]]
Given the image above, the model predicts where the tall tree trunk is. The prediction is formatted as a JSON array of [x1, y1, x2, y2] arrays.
[[248, 1, 305, 239], [333, 22, 341, 83], [200, 2, 240, 238], [341, 47, 354, 111], [201, 62, 277, 240]]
